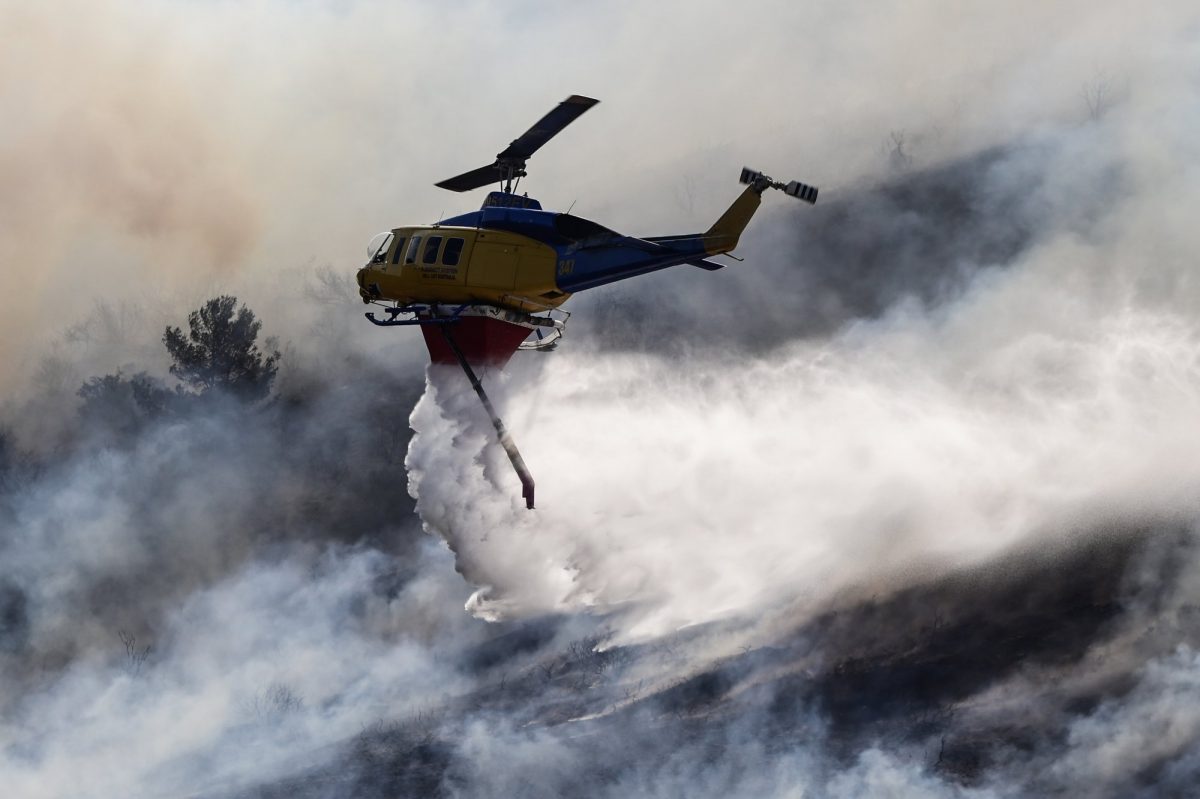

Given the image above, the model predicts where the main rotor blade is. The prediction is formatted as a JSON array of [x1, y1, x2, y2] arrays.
[[435, 163, 506, 193], [496, 95, 599, 161]]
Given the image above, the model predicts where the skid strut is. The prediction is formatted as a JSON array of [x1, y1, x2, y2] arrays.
[[438, 326, 535, 509]]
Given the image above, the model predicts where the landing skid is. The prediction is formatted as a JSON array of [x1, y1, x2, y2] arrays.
[[364, 304, 466, 327], [365, 302, 569, 342]]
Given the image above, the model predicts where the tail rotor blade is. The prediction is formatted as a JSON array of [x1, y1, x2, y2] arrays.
[[739, 167, 765, 185], [784, 180, 819, 204], [740, 166, 819, 204]]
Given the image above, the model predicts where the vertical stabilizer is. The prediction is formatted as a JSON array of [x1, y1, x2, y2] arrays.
[[704, 167, 818, 255], [703, 185, 764, 254]]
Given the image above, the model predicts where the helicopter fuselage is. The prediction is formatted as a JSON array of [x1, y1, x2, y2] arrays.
[[357, 189, 759, 314], [357, 222, 563, 313]]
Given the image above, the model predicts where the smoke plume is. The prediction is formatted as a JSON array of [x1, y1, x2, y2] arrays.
[[4, 1, 1200, 796]]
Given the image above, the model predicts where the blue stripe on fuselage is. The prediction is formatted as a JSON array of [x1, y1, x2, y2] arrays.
[[554, 236, 709, 293], [436, 204, 712, 294]]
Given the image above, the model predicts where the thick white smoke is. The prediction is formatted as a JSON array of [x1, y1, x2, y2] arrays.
[[408, 91, 1200, 645], [0, 542, 477, 799], [409, 302, 1200, 644], [5, 0, 1200, 796]]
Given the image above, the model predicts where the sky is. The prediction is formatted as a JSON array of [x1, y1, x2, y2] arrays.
[[4, 0, 1188, 384]]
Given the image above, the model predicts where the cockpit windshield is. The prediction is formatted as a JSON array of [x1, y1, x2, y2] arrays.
[[366, 231, 394, 264]]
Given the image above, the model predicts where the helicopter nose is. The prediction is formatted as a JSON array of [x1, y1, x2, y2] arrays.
[[356, 267, 374, 303]]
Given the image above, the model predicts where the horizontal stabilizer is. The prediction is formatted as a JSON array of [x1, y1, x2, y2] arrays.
[[687, 257, 726, 271]]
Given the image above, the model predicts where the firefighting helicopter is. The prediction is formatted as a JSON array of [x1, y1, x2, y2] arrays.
[[356, 95, 818, 509]]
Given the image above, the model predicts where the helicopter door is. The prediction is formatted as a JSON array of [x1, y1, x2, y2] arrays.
[[468, 241, 519, 290]]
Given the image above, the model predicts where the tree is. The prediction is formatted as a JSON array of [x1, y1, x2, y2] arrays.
[[163, 296, 280, 402], [77, 371, 171, 440], [0, 429, 17, 494], [1082, 71, 1112, 121]]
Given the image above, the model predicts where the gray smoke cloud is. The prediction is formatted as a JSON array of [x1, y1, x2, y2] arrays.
[[409, 104, 1200, 641], [3, 0, 1200, 796]]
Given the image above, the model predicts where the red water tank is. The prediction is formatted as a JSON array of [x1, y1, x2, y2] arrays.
[[420, 316, 531, 368]]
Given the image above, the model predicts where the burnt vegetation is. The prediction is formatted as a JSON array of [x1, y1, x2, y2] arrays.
[[67, 295, 419, 544], [0, 295, 423, 684], [3, 142, 1196, 797], [163, 295, 280, 402], [77, 295, 280, 437], [228, 523, 1199, 798]]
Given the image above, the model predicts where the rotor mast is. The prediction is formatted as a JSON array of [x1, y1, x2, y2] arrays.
[[496, 160, 525, 194]]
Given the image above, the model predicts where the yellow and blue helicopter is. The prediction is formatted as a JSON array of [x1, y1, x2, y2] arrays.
[[357, 95, 818, 508]]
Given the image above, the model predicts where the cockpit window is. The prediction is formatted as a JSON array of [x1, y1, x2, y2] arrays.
[[389, 236, 407, 265], [405, 236, 422, 264], [443, 238, 465, 266], [367, 231, 393, 264], [422, 236, 443, 265]]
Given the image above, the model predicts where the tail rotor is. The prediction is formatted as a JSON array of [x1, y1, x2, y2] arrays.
[[739, 167, 818, 204]]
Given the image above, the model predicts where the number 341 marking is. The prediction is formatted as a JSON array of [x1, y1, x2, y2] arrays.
[[557, 258, 575, 276]]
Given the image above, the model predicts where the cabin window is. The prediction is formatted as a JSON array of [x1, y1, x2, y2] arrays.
[[422, 236, 443, 265], [389, 236, 407, 265], [443, 237, 465, 266], [405, 236, 422, 264]]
